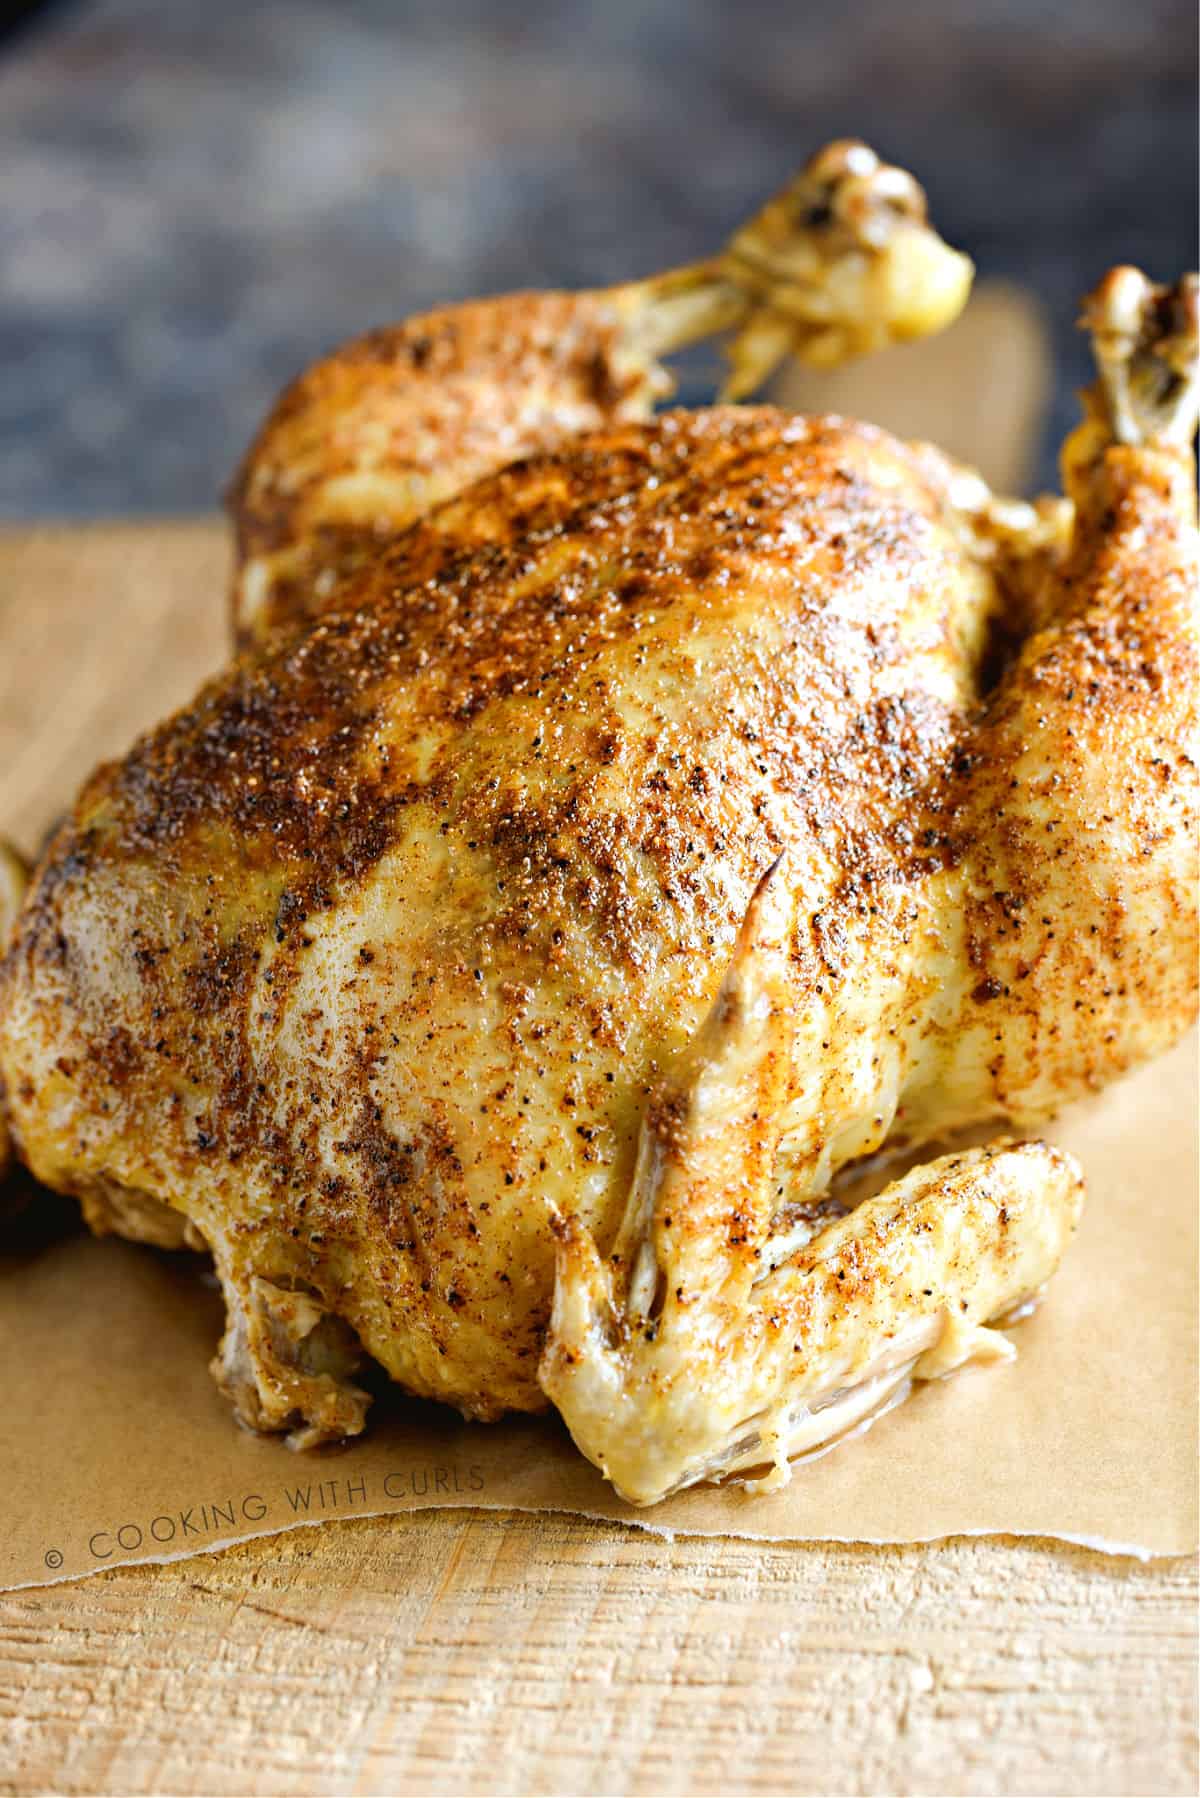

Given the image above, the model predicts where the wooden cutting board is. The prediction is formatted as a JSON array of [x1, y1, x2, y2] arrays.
[[1, 285, 1196, 1796]]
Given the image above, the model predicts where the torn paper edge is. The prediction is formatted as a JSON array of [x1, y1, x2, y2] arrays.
[[6, 1500, 1194, 1594]]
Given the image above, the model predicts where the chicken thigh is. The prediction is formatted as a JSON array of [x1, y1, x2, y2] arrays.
[[1, 146, 1195, 1503]]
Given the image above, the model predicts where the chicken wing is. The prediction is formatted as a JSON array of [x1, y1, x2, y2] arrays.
[[1, 151, 1194, 1503]]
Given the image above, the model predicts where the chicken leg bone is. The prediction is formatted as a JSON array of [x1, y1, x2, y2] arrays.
[[1079, 267, 1199, 450], [622, 137, 974, 396]]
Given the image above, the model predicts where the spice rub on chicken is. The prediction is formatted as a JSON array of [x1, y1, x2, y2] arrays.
[[1, 145, 1195, 1503]]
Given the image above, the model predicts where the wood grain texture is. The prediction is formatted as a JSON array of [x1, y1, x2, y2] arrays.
[[0, 522, 1196, 1797], [1, 1514, 1196, 1797]]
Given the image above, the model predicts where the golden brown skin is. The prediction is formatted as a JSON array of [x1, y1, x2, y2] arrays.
[[544, 278, 1199, 1499], [0, 151, 1195, 1502], [231, 139, 972, 648], [5, 408, 1014, 1406], [0, 841, 28, 1180], [228, 288, 666, 645]]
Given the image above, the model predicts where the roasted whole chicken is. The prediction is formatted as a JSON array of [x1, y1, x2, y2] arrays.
[[1, 144, 1196, 1504]]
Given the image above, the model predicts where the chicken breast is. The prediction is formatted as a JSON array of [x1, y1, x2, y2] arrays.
[[1, 150, 1194, 1503]]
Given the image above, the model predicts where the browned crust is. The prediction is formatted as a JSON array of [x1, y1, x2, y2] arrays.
[[228, 291, 663, 644], [3, 405, 1195, 1423]]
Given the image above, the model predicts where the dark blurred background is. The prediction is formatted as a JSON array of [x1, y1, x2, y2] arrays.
[[1, 0, 1196, 517]]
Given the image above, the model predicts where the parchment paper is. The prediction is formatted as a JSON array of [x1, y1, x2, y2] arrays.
[[1, 290, 1195, 1590], [3, 1024, 1194, 1591]]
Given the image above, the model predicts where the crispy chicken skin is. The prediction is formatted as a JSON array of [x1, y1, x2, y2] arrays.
[[0, 842, 27, 1180], [229, 140, 972, 647], [1, 147, 1195, 1503]]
